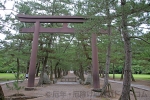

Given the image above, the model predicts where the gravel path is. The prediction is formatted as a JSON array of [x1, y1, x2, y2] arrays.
[[1, 72, 150, 100], [1, 72, 117, 100], [2, 79, 117, 100]]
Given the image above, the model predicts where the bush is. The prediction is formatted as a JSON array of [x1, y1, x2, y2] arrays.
[[0, 68, 8, 73], [109, 65, 123, 74], [132, 65, 143, 74]]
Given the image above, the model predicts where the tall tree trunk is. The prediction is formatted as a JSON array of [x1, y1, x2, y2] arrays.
[[99, 71, 101, 77], [36, 62, 40, 77], [120, 62, 125, 80], [112, 63, 115, 79], [57, 68, 61, 78], [59, 68, 62, 78], [120, 0, 132, 99], [102, 69, 105, 78], [79, 64, 85, 81], [16, 58, 20, 83], [101, 0, 112, 94], [74, 70, 76, 76], [131, 72, 135, 82], [16, 40, 22, 83], [37, 55, 48, 86], [50, 64, 53, 81], [99, 64, 102, 77], [26, 61, 30, 74], [54, 66, 58, 79], [0, 85, 5, 100]]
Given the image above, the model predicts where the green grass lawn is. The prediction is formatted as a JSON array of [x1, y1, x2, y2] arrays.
[[109, 74, 150, 80], [0, 73, 24, 81]]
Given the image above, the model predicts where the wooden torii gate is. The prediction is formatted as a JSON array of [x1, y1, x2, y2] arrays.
[[17, 14, 107, 89]]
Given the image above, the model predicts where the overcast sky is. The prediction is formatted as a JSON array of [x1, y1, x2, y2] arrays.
[[0, 0, 14, 40]]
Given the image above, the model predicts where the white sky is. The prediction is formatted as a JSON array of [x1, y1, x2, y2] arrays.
[[0, 0, 14, 40]]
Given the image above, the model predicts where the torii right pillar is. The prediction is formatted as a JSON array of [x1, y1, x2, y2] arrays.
[[91, 33, 100, 89]]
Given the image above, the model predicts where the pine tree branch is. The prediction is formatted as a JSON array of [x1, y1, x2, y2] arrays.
[[54, 34, 75, 68], [130, 36, 150, 44], [111, 4, 150, 19], [0, 9, 13, 10]]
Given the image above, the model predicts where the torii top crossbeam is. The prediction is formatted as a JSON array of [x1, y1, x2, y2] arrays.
[[17, 14, 108, 33], [17, 14, 88, 23]]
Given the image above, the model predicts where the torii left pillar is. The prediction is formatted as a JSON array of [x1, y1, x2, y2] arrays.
[[92, 33, 100, 89], [28, 21, 40, 87]]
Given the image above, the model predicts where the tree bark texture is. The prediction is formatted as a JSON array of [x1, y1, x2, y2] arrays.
[[16, 58, 20, 83], [36, 62, 40, 77], [101, 0, 112, 94], [26, 61, 30, 74], [120, 0, 132, 99], [120, 62, 125, 80], [112, 63, 115, 79], [79, 64, 85, 81], [50, 65, 53, 81], [54, 66, 58, 79], [57, 68, 61, 78], [37, 55, 48, 86]]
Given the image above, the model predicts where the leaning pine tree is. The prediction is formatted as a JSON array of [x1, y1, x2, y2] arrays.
[[101, 0, 112, 96], [120, 0, 132, 99]]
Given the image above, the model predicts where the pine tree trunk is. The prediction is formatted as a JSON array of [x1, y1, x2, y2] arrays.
[[101, 0, 112, 94], [37, 55, 48, 86], [57, 68, 59, 78], [131, 72, 135, 82], [99, 64, 102, 77], [120, 0, 132, 99], [26, 61, 29, 74], [102, 69, 105, 78], [57, 68, 61, 78], [120, 62, 125, 80], [50, 65, 53, 81], [16, 58, 20, 83], [37, 62, 44, 86], [36, 62, 40, 77], [54, 61, 60, 79], [0, 85, 5, 100], [112, 63, 115, 79], [54, 67, 58, 79], [79, 64, 85, 81]]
